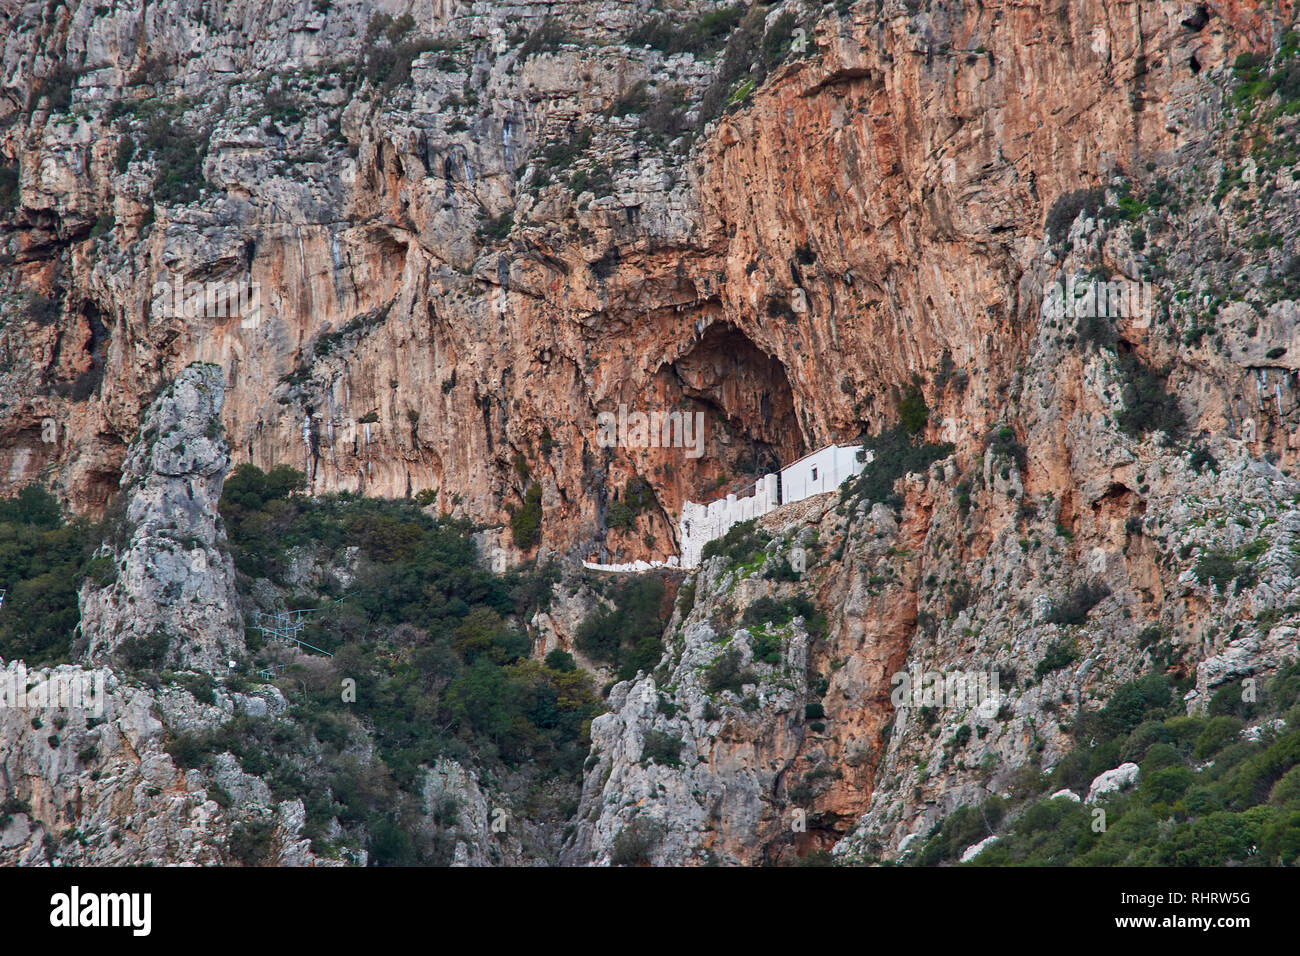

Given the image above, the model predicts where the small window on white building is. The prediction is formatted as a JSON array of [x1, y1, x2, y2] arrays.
[[811, 466, 818, 481]]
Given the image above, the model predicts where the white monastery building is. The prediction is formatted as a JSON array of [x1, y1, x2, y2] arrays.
[[674, 444, 870, 569]]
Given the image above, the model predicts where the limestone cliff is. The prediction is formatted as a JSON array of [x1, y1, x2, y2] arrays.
[[78, 361, 245, 671], [2, 0, 1300, 866]]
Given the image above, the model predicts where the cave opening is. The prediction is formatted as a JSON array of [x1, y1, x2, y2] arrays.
[[660, 322, 805, 500]]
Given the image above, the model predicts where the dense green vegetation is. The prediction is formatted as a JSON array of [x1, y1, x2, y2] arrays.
[[0, 485, 111, 667], [741, 594, 824, 640], [361, 13, 447, 96], [916, 665, 1300, 866], [0, 160, 18, 215], [1232, 36, 1300, 111], [510, 484, 543, 549], [626, 4, 745, 56], [700, 517, 771, 565], [605, 477, 656, 531], [841, 424, 954, 511], [1115, 353, 1186, 441], [695, 4, 806, 130], [573, 574, 670, 681], [213, 466, 598, 862], [108, 97, 210, 206]]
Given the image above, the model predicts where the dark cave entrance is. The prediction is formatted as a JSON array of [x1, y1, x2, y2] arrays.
[[661, 323, 805, 497]]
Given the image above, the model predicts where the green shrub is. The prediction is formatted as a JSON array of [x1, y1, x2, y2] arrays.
[[640, 730, 683, 767], [1195, 716, 1245, 759], [165, 732, 210, 770], [118, 630, 170, 669], [1045, 188, 1102, 246], [229, 819, 276, 865], [915, 798, 1007, 866], [741, 594, 821, 634], [574, 575, 667, 680], [841, 426, 953, 510], [1046, 582, 1110, 625], [705, 648, 756, 695], [626, 5, 744, 55], [518, 18, 569, 59], [1194, 549, 1240, 590], [1208, 681, 1257, 720], [1116, 353, 1185, 440], [606, 477, 655, 530], [897, 386, 929, 434], [510, 484, 542, 549], [700, 518, 771, 565], [610, 817, 664, 866], [1034, 638, 1079, 679], [479, 212, 513, 241], [544, 649, 576, 672], [0, 161, 18, 214]]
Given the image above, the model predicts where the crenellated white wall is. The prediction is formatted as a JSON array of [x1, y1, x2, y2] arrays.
[[633, 446, 874, 572], [678, 473, 779, 568]]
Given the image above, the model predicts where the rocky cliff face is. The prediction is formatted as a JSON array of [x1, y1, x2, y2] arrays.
[[0, 1, 1282, 556], [78, 361, 245, 671], [3, 0, 1300, 865], [0, 658, 322, 865]]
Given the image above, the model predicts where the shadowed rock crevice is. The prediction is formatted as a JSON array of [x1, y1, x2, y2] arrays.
[[666, 322, 805, 483]]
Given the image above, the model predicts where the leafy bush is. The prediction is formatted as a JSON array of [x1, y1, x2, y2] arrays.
[[518, 18, 569, 59], [1034, 638, 1079, 679], [640, 730, 683, 767], [606, 477, 655, 531], [0, 485, 112, 666], [132, 104, 210, 206], [695, 4, 792, 130], [217, 467, 599, 824], [610, 817, 664, 866], [119, 630, 170, 669], [985, 425, 1028, 471], [479, 212, 513, 241], [897, 386, 929, 434], [544, 649, 576, 672], [916, 798, 1007, 865], [509, 484, 542, 549], [0, 161, 18, 215], [627, 5, 744, 55], [705, 648, 756, 695], [361, 14, 445, 94], [741, 594, 824, 638], [841, 424, 953, 511], [1195, 716, 1246, 759], [1194, 549, 1240, 590], [1045, 188, 1102, 246], [229, 819, 276, 866], [1116, 353, 1185, 440], [1046, 581, 1111, 626], [573, 575, 668, 680], [700, 518, 771, 565], [929, 664, 1300, 865]]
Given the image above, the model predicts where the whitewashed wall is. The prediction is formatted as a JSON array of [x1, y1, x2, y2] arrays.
[[780, 444, 869, 504], [678, 473, 779, 568]]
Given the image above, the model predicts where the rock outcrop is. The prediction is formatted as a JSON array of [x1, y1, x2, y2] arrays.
[[77, 362, 244, 672], [0, 658, 325, 865]]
